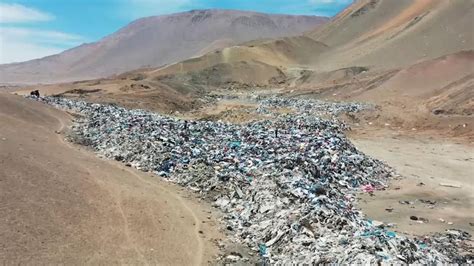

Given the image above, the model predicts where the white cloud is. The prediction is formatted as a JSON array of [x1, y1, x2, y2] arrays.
[[0, 3, 54, 23], [0, 3, 85, 63], [0, 27, 85, 63], [1, 27, 84, 45], [0, 41, 63, 63]]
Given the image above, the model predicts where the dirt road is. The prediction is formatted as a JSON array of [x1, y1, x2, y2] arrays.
[[352, 135, 473, 236], [0, 93, 222, 264]]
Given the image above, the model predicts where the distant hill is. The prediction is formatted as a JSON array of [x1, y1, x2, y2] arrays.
[[0, 9, 328, 84]]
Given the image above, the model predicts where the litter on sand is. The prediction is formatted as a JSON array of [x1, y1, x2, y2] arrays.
[[28, 95, 473, 264], [439, 183, 462, 188]]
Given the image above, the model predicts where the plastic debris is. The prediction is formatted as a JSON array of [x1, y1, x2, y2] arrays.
[[439, 183, 462, 188], [362, 184, 375, 193]]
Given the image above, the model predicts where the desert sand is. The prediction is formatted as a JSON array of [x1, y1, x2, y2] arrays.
[[0, 93, 222, 264], [353, 135, 473, 236]]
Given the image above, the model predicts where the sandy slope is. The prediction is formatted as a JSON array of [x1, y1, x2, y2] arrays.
[[0, 93, 221, 264], [308, 0, 473, 70], [152, 36, 329, 85]]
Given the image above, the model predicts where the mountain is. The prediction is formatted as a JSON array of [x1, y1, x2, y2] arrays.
[[0, 9, 328, 84], [149, 0, 473, 84], [306, 0, 474, 70]]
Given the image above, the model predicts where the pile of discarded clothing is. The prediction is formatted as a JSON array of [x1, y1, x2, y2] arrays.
[[256, 96, 374, 116], [30, 95, 472, 264]]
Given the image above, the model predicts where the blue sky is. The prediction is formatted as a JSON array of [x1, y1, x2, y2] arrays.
[[0, 0, 352, 63]]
